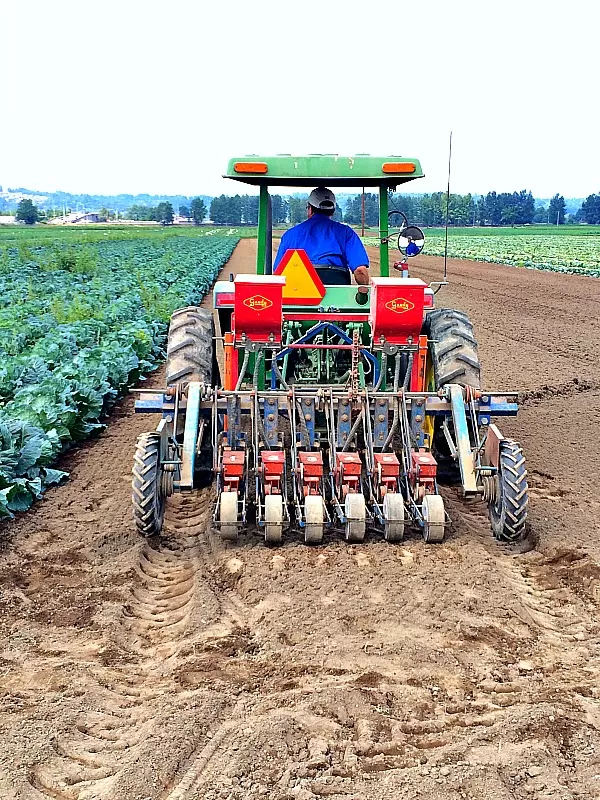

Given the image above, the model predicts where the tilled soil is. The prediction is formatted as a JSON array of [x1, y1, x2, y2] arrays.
[[1, 238, 600, 800]]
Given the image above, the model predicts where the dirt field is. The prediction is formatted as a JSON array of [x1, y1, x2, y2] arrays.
[[2, 238, 600, 800]]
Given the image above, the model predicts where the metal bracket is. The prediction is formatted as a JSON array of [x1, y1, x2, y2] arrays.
[[180, 382, 201, 490], [447, 384, 478, 494], [410, 397, 426, 448], [373, 398, 389, 448], [441, 419, 457, 458], [226, 395, 243, 446], [337, 399, 352, 448], [263, 397, 279, 447], [302, 397, 316, 447]]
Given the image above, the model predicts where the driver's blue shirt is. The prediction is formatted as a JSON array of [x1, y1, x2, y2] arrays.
[[273, 214, 369, 272]]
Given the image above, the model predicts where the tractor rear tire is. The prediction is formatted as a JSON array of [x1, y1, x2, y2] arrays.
[[166, 306, 213, 387], [426, 308, 481, 389], [425, 309, 481, 482]]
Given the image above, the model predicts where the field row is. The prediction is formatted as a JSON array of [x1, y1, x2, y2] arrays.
[[364, 226, 600, 276], [0, 232, 238, 516]]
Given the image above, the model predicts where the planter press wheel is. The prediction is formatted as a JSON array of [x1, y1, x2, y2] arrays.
[[304, 495, 324, 544], [345, 493, 366, 543], [422, 494, 445, 543], [488, 440, 528, 543], [132, 432, 165, 538], [383, 492, 405, 542], [219, 491, 239, 541], [264, 494, 284, 545]]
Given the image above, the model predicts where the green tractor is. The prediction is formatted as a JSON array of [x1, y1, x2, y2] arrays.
[[132, 155, 528, 545]]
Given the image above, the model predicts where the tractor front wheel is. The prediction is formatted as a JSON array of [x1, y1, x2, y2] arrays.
[[488, 440, 529, 542], [132, 432, 165, 537]]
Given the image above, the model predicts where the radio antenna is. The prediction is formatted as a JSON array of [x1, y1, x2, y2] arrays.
[[443, 131, 453, 281]]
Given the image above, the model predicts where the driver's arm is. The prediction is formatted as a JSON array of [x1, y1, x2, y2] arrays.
[[346, 228, 370, 287], [353, 266, 370, 285]]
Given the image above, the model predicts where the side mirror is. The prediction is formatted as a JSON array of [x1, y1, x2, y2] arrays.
[[398, 226, 425, 258]]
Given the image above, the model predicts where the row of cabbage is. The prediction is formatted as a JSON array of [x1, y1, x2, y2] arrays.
[[363, 231, 600, 277], [0, 235, 237, 517]]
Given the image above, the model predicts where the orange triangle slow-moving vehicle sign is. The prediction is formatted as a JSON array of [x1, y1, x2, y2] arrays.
[[274, 249, 326, 305]]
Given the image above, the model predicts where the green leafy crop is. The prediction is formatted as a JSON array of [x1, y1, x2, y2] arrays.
[[0, 231, 238, 517]]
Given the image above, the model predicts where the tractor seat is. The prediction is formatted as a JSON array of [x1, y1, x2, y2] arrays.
[[313, 265, 351, 286]]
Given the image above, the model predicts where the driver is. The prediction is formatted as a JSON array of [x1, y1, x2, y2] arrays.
[[273, 187, 370, 287]]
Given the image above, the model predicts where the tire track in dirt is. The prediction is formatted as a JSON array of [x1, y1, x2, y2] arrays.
[[158, 697, 248, 800], [448, 494, 600, 728], [27, 490, 235, 800], [168, 493, 250, 633], [191, 499, 600, 797], [29, 683, 156, 799]]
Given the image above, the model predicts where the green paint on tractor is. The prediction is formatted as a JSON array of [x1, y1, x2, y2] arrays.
[[225, 154, 424, 187]]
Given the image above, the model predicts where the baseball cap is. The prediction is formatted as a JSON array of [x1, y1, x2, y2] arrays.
[[308, 186, 336, 211]]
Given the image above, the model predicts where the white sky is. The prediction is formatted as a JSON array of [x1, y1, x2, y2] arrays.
[[3, 0, 598, 199]]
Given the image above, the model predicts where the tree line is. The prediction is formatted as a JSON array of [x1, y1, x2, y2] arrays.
[[12, 190, 600, 227], [204, 190, 583, 227], [576, 194, 600, 224], [128, 197, 207, 225], [348, 191, 567, 227]]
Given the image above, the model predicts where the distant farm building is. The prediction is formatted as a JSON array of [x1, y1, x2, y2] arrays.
[[49, 212, 101, 225]]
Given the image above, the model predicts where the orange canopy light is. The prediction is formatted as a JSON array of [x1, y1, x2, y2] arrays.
[[382, 162, 416, 174], [234, 162, 268, 174]]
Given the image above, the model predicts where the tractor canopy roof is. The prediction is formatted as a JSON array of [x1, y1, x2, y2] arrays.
[[225, 154, 424, 188]]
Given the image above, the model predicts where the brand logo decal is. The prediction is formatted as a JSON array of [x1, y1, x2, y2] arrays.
[[243, 294, 273, 311], [385, 297, 415, 314]]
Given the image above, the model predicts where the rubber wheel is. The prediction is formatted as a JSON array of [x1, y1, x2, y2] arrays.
[[425, 308, 481, 388], [166, 306, 213, 387], [132, 432, 164, 537], [422, 494, 445, 543], [264, 494, 284, 545], [345, 493, 366, 543], [383, 492, 405, 542], [304, 495, 324, 544], [489, 440, 528, 542], [425, 309, 481, 481], [220, 491, 238, 541]]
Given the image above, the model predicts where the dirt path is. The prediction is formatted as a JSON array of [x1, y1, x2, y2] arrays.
[[2, 239, 600, 800]]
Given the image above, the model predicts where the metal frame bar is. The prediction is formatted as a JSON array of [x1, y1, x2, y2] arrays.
[[180, 382, 201, 489], [256, 184, 269, 275], [448, 384, 478, 494], [135, 391, 519, 419], [379, 185, 389, 277]]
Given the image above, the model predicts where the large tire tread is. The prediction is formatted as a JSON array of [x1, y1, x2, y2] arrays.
[[166, 306, 213, 387], [490, 441, 529, 543], [426, 308, 481, 389], [132, 432, 164, 537], [425, 308, 481, 481]]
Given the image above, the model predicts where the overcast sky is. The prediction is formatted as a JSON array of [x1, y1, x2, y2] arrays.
[[3, 0, 598, 199]]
